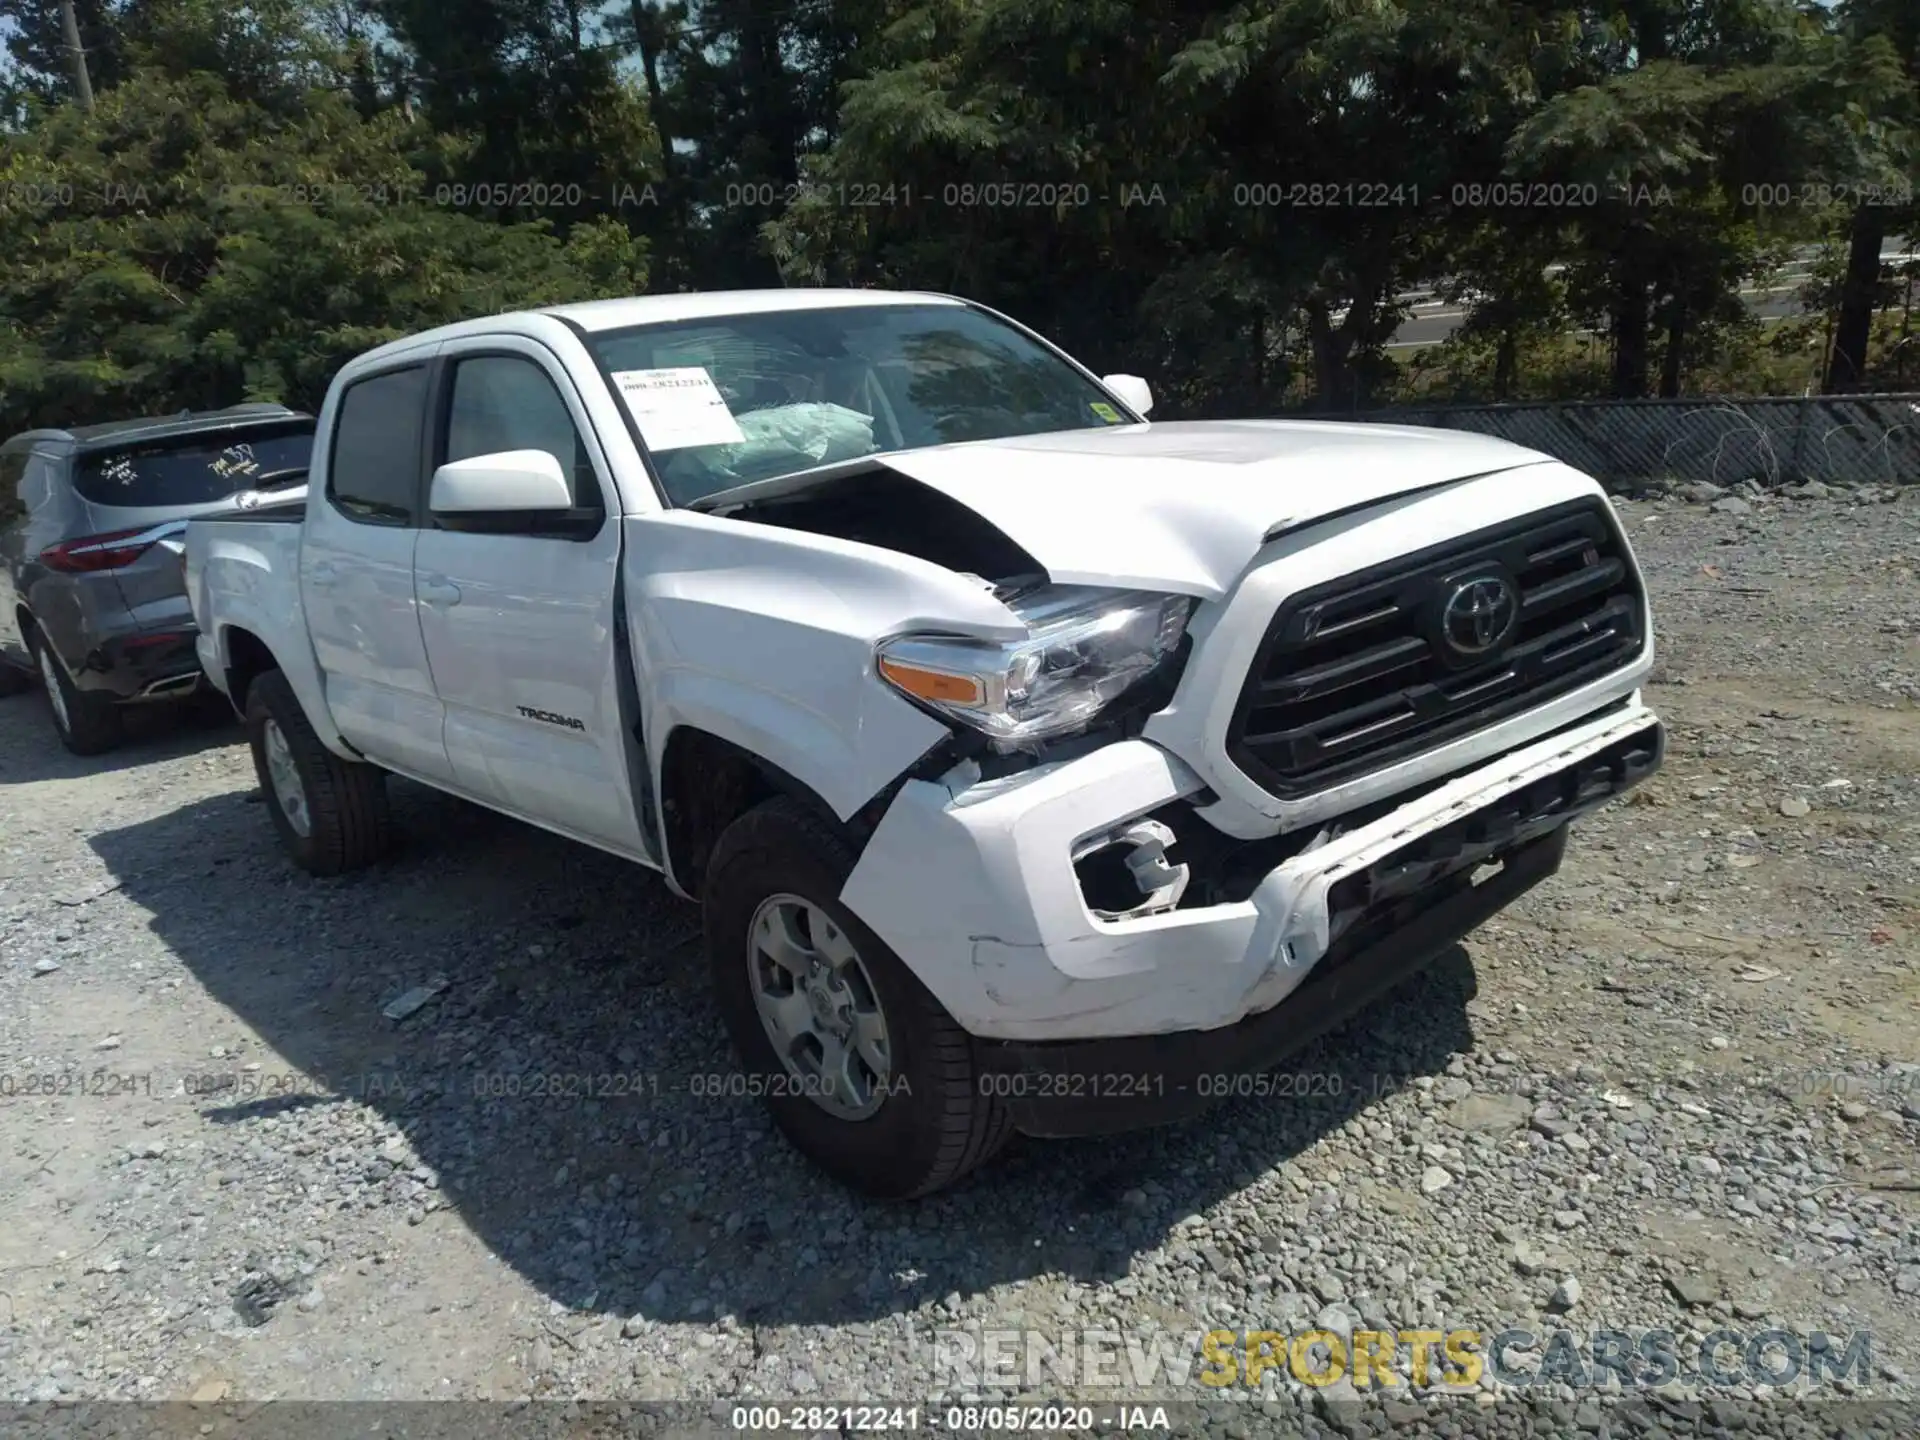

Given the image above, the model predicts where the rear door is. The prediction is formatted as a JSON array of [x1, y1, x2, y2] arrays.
[[300, 358, 457, 785], [410, 338, 645, 858]]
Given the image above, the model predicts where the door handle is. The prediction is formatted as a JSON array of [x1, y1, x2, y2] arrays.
[[419, 576, 463, 607]]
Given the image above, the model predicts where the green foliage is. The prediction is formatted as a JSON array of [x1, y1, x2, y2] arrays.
[[373, 0, 661, 223], [0, 0, 1914, 431], [0, 67, 646, 435], [0, 0, 125, 118]]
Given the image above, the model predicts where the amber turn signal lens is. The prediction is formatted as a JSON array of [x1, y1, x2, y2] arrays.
[[877, 656, 985, 706]]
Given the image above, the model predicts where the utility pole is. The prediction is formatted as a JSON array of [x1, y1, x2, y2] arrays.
[[58, 0, 96, 113]]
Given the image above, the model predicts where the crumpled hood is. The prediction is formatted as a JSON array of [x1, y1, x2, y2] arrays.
[[869, 419, 1556, 599]]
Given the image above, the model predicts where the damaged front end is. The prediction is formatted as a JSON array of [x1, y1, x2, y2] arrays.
[[872, 584, 1195, 752], [838, 700, 1665, 1048], [699, 465, 1198, 764]]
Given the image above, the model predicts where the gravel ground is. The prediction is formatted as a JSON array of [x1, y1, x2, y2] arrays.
[[0, 484, 1916, 1435]]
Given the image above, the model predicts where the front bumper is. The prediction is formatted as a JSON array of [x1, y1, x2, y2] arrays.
[[980, 824, 1569, 1137], [840, 701, 1663, 1044]]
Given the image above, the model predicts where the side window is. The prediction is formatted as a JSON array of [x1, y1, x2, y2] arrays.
[[0, 452, 26, 523], [329, 366, 427, 525], [444, 355, 604, 511]]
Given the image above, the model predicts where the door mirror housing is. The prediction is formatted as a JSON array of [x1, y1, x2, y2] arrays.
[[430, 450, 571, 513], [429, 450, 601, 539], [1100, 374, 1154, 417]]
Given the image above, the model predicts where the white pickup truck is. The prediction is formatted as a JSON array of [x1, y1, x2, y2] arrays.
[[185, 289, 1663, 1197]]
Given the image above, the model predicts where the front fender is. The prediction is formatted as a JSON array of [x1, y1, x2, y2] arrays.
[[626, 511, 1022, 830], [646, 667, 947, 826]]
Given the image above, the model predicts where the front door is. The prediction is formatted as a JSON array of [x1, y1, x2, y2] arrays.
[[410, 340, 645, 858]]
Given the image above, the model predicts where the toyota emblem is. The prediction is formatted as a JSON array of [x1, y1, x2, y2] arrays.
[[1440, 574, 1518, 657]]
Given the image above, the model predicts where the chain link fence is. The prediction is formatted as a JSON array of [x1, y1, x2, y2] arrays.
[[1317, 394, 1920, 488]]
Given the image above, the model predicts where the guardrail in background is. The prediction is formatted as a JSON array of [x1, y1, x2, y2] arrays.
[[1315, 393, 1920, 488]]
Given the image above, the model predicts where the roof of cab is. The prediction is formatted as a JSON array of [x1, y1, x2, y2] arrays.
[[4, 403, 312, 454], [330, 288, 971, 378], [538, 287, 963, 332]]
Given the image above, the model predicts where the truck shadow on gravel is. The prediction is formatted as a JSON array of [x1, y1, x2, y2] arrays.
[[91, 783, 1479, 1330]]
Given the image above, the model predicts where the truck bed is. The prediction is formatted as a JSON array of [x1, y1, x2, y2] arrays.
[[183, 511, 312, 710], [191, 499, 306, 523], [191, 491, 307, 526]]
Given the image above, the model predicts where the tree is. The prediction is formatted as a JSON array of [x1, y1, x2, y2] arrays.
[[5, 0, 1914, 424], [1823, 0, 1918, 391], [372, 0, 661, 227], [0, 66, 647, 434], [1507, 0, 1909, 398], [0, 0, 125, 118], [655, 0, 892, 289], [1440, 220, 1574, 403], [767, 0, 1211, 390]]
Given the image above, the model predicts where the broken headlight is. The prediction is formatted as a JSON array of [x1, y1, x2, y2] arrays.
[[875, 586, 1193, 747]]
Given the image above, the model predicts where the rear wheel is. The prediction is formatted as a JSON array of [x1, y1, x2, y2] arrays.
[[245, 669, 393, 875], [28, 628, 122, 755], [190, 683, 239, 728], [702, 797, 1013, 1198]]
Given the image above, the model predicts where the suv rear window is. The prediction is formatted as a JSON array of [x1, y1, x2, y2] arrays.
[[73, 423, 315, 508]]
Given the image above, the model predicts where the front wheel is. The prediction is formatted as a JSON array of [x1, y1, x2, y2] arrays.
[[702, 798, 1013, 1198], [245, 669, 393, 875]]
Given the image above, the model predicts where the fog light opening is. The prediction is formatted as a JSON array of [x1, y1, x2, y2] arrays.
[[1074, 818, 1191, 920]]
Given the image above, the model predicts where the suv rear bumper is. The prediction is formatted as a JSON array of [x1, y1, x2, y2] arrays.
[[840, 701, 1662, 1045], [66, 626, 205, 702], [29, 572, 204, 704]]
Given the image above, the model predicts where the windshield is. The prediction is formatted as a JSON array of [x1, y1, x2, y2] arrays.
[[584, 303, 1133, 505], [74, 423, 315, 509]]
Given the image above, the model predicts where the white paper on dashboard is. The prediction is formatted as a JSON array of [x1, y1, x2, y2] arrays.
[[609, 367, 747, 450]]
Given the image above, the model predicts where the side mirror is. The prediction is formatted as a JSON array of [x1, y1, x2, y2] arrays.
[[429, 449, 600, 539], [430, 449, 572, 515], [1101, 374, 1154, 417]]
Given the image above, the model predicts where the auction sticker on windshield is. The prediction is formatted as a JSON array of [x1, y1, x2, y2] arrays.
[[611, 367, 748, 451]]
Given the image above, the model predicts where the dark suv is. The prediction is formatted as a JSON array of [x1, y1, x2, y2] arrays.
[[0, 404, 316, 754]]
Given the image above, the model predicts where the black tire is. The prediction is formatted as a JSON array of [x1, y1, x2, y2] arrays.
[[245, 669, 393, 875], [190, 682, 240, 728], [703, 797, 1014, 1199], [0, 658, 33, 698], [27, 628, 122, 755]]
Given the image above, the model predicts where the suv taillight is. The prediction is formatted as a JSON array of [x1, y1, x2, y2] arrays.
[[40, 521, 187, 573]]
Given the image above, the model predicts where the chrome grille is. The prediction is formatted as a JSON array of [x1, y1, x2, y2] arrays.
[[1226, 499, 1643, 797]]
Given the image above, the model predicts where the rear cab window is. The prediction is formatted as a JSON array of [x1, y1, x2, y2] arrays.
[[329, 368, 428, 525], [74, 423, 316, 509]]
